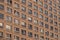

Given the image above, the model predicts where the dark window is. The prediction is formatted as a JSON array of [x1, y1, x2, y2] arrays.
[[28, 32, 33, 37], [50, 33, 54, 37], [0, 13, 4, 19], [39, 8, 43, 13], [40, 36, 44, 40], [28, 2, 32, 7], [6, 34, 12, 40], [34, 34, 39, 39], [50, 19, 53, 24], [49, 0, 52, 5], [45, 17, 48, 22], [28, 9, 32, 14], [7, 0, 12, 5], [45, 24, 49, 28], [49, 13, 53, 18], [21, 14, 26, 19], [0, 32, 3, 37], [44, 0, 47, 2], [21, 38, 26, 40], [14, 27, 20, 33], [39, 21, 44, 27], [0, 4, 4, 10], [45, 31, 49, 36], [45, 37, 49, 40], [21, 0, 26, 4], [50, 26, 53, 30], [21, 6, 26, 12], [44, 4, 48, 9], [14, 36, 19, 40], [28, 24, 32, 30], [21, 30, 26, 35], [44, 10, 48, 16], [34, 26, 38, 32], [49, 6, 52, 11]]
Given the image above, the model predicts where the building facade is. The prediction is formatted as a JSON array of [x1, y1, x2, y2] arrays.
[[0, 0, 60, 40]]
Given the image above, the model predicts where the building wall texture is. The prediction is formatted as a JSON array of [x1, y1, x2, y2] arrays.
[[0, 0, 60, 40]]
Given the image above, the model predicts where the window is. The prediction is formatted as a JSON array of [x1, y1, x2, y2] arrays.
[[54, 28, 58, 33], [0, 22, 3, 28], [6, 25, 12, 31], [7, 0, 12, 5], [44, 17, 48, 22], [34, 26, 38, 32], [0, 4, 4, 10], [49, 6, 52, 11], [0, 13, 4, 19], [0, 0, 4, 2], [6, 16, 12, 22], [50, 19, 53, 24], [21, 29, 26, 35], [53, 3, 56, 7], [14, 36, 19, 40], [14, 27, 20, 33], [34, 34, 39, 39], [28, 24, 32, 30], [21, 38, 26, 40], [39, 1, 43, 6], [54, 22, 57, 26], [21, 14, 26, 19], [44, 10, 48, 16], [49, 13, 53, 18], [44, 0, 47, 2], [53, 9, 57, 13], [21, 22, 26, 27], [58, 17, 60, 22], [21, 0, 26, 4], [45, 37, 49, 40], [7, 7, 12, 14], [50, 32, 54, 37], [58, 12, 60, 15], [40, 36, 44, 40], [45, 31, 49, 36], [39, 21, 44, 27], [21, 6, 26, 12], [28, 9, 32, 14], [54, 15, 57, 19], [50, 26, 53, 31], [14, 10, 20, 17], [28, 2, 32, 7], [34, 19, 38, 24], [39, 8, 43, 13], [28, 32, 33, 37], [14, 19, 19, 25], [39, 14, 43, 19], [0, 32, 3, 37], [45, 24, 49, 28], [34, 11, 38, 17], [27, 17, 32, 22], [14, 2, 19, 8], [40, 29, 44, 34], [44, 4, 48, 9], [48, 0, 52, 5], [33, 0, 38, 2], [34, 5, 38, 10], [54, 34, 58, 38], [6, 33, 12, 40]]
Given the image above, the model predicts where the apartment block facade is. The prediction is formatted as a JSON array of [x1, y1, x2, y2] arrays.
[[0, 0, 60, 40]]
